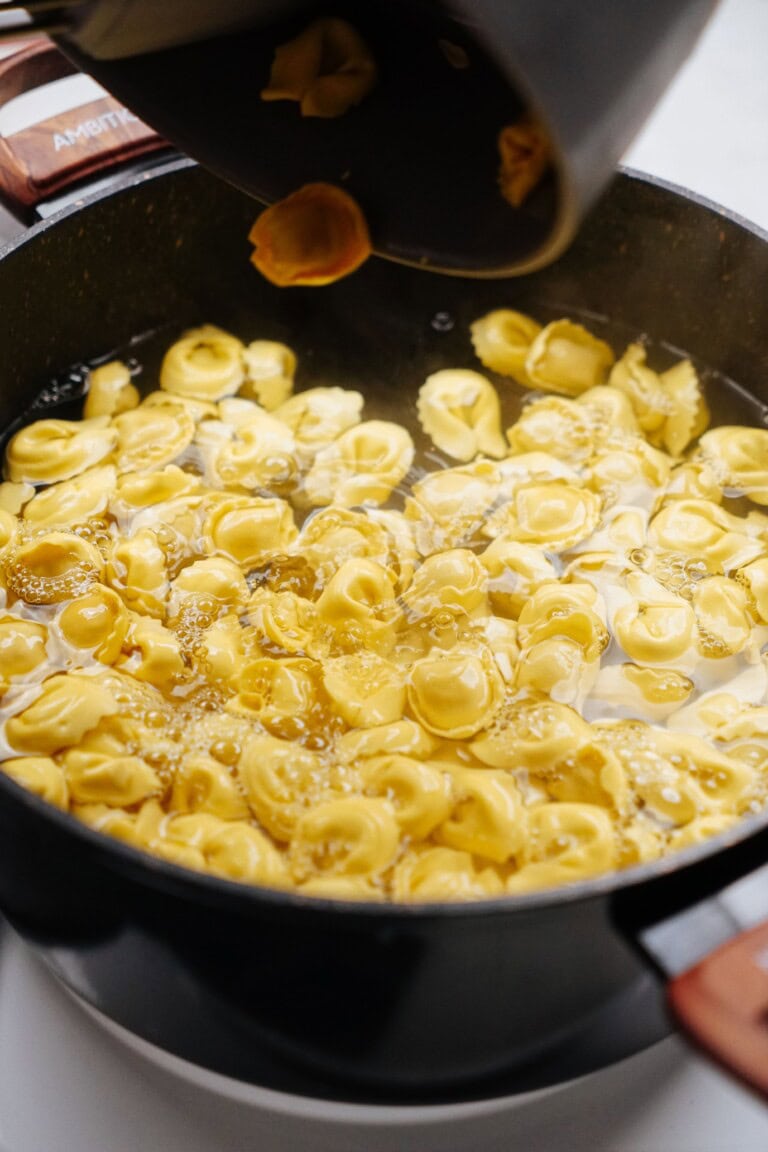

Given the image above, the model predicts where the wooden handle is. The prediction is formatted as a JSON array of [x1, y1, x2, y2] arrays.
[[668, 919, 768, 1100], [0, 37, 167, 213]]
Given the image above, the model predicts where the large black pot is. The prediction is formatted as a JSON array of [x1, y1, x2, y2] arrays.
[[0, 159, 768, 1104]]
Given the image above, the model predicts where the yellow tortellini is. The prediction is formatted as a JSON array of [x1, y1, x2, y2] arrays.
[[470, 308, 542, 384], [736, 556, 768, 621], [472, 697, 593, 771], [303, 420, 414, 506], [0, 316, 765, 903], [5, 417, 115, 483], [336, 718, 437, 764], [110, 465, 200, 517], [6, 532, 103, 605], [506, 804, 617, 892], [62, 740, 162, 807], [169, 557, 249, 615], [106, 527, 169, 618], [405, 460, 501, 555], [417, 369, 506, 462], [297, 506, 392, 588], [524, 320, 614, 396], [5, 673, 118, 755], [248, 588, 317, 656], [3, 756, 68, 809], [696, 426, 768, 504], [323, 652, 406, 727], [585, 439, 671, 508], [205, 496, 297, 569], [507, 396, 594, 466], [232, 656, 319, 736], [170, 755, 250, 821], [437, 766, 527, 863], [316, 558, 400, 653], [160, 325, 245, 401], [361, 755, 452, 838], [120, 615, 187, 692], [392, 846, 504, 900], [204, 407, 298, 492], [58, 584, 129, 664], [608, 343, 671, 433], [479, 538, 559, 619], [484, 482, 602, 552], [289, 797, 400, 883], [517, 582, 609, 662], [23, 465, 117, 531], [576, 385, 639, 439], [691, 576, 752, 659], [84, 360, 140, 420], [408, 649, 504, 738], [613, 572, 696, 665], [0, 615, 49, 688], [240, 731, 327, 841], [402, 549, 488, 619], [648, 499, 762, 573], [275, 385, 363, 449], [653, 359, 709, 457], [113, 404, 195, 473], [241, 340, 296, 409]]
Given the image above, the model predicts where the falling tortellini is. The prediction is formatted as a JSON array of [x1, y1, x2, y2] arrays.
[[0, 312, 766, 905]]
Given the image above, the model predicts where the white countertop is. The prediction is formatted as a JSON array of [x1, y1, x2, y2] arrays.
[[626, 0, 768, 233]]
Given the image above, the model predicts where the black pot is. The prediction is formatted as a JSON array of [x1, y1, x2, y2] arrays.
[[0, 159, 767, 1104]]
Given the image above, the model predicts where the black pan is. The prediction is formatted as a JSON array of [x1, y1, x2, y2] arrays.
[[0, 158, 768, 1104]]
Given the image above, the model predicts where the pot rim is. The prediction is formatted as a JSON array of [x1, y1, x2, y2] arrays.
[[1, 156, 767, 920]]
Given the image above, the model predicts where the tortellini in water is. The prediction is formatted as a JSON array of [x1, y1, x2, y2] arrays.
[[160, 325, 245, 402], [524, 320, 614, 397], [241, 340, 296, 410], [470, 309, 542, 384], [303, 420, 414, 506], [0, 315, 765, 903], [113, 404, 195, 472], [484, 481, 602, 552], [417, 369, 506, 462], [696, 426, 768, 504], [204, 409, 298, 492], [506, 396, 594, 466], [84, 360, 140, 421], [5, 417, 115, 484], [23, 465, 117, 531]]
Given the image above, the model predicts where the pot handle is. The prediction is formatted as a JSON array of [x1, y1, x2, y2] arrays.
[[667, 921, 768, 1100], [612, 820, 768, 1102], [0, 36, 168, 220]]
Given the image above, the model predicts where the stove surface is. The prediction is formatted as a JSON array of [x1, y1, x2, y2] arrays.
[[0, 924, 763, 1152]]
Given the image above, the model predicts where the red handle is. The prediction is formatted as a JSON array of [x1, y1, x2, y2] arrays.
[[668, 920, 768, 1101], [0, 37, 167, 214]]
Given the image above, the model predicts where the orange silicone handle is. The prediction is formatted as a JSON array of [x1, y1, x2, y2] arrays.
[[668, 920, 768, 1101]]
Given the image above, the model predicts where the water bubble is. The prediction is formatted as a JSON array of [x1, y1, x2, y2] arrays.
[[431, 311, 455, 333]]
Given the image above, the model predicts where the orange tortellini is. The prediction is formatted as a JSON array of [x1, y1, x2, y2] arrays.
[[0, 314, 765, 903], [261, 17, 377, 120]]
